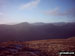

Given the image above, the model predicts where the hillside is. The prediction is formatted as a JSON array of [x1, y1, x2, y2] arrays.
[[0, 22, 75, 41], [0, 37, 75, 56]]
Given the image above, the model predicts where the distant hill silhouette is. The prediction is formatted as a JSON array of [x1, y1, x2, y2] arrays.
[[0, 22, 75, 41]]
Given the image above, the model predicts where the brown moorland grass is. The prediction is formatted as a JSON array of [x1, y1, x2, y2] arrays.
[[0, 37, 75, 56]]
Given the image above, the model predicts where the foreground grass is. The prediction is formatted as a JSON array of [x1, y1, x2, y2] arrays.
[[0, 37, 75, 56]]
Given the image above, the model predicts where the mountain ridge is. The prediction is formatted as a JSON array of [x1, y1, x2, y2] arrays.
[[0, 22, 75, 42]]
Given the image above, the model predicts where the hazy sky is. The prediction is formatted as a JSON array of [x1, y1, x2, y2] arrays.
[[0, 0, 75, 24]]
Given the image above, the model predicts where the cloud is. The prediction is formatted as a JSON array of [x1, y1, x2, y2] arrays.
[[20, 0, 40, 9], [0, 12, 7, 20], [0, 12, 4, 20], [0, 12, 3, 16], [0, 12, 4, 18], [0, 0, 7, 11], [44, 8, 75, 18]]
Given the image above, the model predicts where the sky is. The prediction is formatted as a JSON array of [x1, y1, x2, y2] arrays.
[[0, 0, 75, 24]]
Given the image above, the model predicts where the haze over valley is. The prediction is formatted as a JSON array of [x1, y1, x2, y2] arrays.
[[0, 22, 75, 41]]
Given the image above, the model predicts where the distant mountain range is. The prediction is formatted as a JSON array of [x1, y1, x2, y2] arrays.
[[0, 22, 75, 41]]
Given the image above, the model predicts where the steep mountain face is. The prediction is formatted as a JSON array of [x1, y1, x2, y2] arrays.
[[0, 22, 75, 41]]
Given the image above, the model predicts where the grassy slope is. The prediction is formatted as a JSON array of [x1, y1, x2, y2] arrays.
[[24, 37, 75, 56], [0, 37, 75, 56]]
